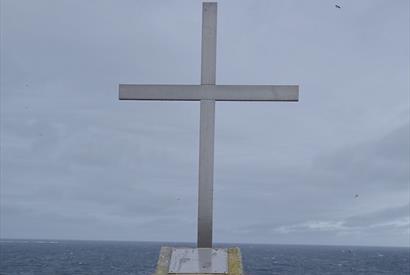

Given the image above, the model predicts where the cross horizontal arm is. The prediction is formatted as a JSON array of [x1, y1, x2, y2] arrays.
[[119, 84, 298, 101]]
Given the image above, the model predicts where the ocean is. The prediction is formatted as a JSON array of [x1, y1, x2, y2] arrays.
[[0, 240, 409, 275]]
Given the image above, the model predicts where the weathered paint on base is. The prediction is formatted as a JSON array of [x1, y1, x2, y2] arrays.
[[154, 247, 173, 275], [153, 247, 244, 275], [227, 248, 243, 275]]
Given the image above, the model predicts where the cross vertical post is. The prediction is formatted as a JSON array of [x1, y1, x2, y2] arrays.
[[198, 2, 217, 248]]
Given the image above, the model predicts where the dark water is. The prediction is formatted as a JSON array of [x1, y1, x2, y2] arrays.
[[0, 240, 409, 275]]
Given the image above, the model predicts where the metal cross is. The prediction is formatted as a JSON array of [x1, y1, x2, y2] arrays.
[[119, 2, 299, 248]]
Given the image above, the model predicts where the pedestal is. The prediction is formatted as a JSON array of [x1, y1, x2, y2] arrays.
[[153, 247, 244, 275]]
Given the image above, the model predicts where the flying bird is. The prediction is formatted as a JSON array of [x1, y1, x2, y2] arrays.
[[335, 4, 341, 9], [354, 194, 359, 199]]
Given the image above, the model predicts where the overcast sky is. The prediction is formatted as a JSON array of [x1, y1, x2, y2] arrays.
[[1, 0, 409, 247]]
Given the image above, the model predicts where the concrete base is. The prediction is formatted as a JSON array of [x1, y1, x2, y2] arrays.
[[153, 247, 244, 275]]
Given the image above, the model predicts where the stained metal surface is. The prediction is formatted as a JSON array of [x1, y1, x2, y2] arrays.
[[201, 2, 217, 85], [119, 84, 299, 101], [168, 248, 228, 274], [198, 100, 215, 248], [197, 2, 217, 249]]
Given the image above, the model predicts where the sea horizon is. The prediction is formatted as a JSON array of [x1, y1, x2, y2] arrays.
[[1, 237, 409, 249], [2, 237, 409, 274]]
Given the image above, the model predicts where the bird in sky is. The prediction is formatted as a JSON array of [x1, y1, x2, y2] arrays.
[[335, 4, 341, 9], [354, 194, 359, 199]]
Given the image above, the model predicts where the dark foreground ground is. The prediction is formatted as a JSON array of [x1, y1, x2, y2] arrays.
[[0, 239, 409, 275]]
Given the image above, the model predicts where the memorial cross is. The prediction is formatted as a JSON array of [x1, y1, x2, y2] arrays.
[[119, 2, 299, 248]]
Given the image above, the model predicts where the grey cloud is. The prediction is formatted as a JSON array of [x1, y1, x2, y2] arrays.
[[344, 203, 410, 228], [1, 0, 409, 246], [316, 122, 409, 188], [230, 203, 409, 246]]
